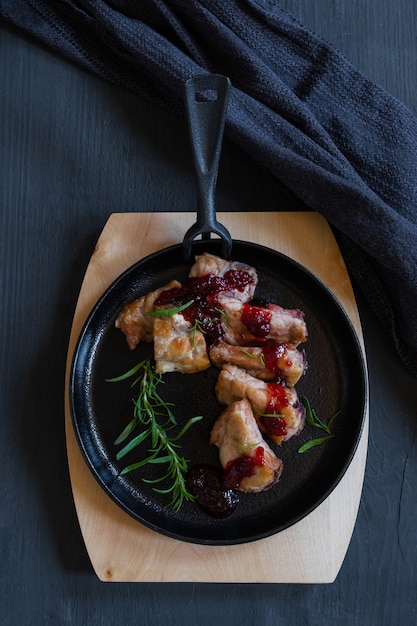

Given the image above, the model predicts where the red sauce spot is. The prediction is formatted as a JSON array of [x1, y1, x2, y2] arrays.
[[265, 382, 290, 413], [222, 269, 254, 292], [260, 414, 287, 437], [261, 383, 289, 436], [223, 446, 265, 489], [241, 303, 272, 338], [261, 340, 286, 373], [254, 445, 265, 465]]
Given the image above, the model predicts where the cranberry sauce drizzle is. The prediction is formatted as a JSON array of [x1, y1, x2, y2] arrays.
[[155, 269, 254, 347], [265, 382, 290, 412], [223, 446, 265, 490], [261, 339, 286, 374], [260, 382, 290, 437], [241, 302, 272, 338], [259, 414, 287, 437]]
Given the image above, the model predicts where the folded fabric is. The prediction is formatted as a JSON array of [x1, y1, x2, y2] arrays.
[[1, 0, 417, 376]]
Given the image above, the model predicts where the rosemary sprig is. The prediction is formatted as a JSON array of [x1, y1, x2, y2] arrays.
[[297, 396, 341, 454], [106, 357, 203, 511], [188, 315, 222, 347]]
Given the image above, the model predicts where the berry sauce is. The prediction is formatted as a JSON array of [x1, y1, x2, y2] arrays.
[[241, 303, 272, 338], [260, 382, 290, 437], [265, 382, 290, 412], [155, 270, 254, 347], [223, 446, 265, 490], [261, 340, 286, 374], [259, 414, 287, 437], [187, 464, 239, 518]]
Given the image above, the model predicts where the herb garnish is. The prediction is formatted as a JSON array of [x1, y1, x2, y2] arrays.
[[188, 310, 225, 347], [297, 396, 340, 453], [106, 357, 203, 511], [239, 347, 266, 367], [240, 347, 256, 359], [215, 307, 229, 327], [145, 300, 194, 317]]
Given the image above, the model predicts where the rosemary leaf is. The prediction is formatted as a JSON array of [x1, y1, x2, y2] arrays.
[[116, 429, 152, 460], [298, 435, 334, 454], [240, 347, 257, 359], [153, 485, 176, 495], [148, 455, 173, 464], [173, 415, 204, 440], [302, 396, 316, 427], [214, 307, 229, 326], [114, 416, 138, 445], [145, 300, 194, 317], [105, 359, 147, 383], [302, 396, 331, 433], [327, 409, 342, 430], [119, 453, 158, 475], [142, 472, 171, 485]]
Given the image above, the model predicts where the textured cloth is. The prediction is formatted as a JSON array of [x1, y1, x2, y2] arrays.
[[1, 0, 417, 375]]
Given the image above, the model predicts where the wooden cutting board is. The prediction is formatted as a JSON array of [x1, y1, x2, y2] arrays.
[[64, 211, 368, 583]]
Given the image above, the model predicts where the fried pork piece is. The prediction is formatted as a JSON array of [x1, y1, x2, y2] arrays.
[[209, 340, 306, 386], [115, 280, 181, 350], [188, 252, 258, 301], [210, 399, 283, 493], [153, 314, 210, 374], [217, 295, 307, 347], [216, 364, 305, 444]]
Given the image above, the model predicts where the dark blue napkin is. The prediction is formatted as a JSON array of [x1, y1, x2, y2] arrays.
[[2, 0, 417, 376]]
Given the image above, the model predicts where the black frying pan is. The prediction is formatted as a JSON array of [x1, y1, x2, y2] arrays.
[[70, 75, 367, 545]]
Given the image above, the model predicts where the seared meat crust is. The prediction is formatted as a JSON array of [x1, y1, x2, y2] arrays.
[[115, 280, 181, 350], [216, 364, 305, 444], [209, 340, 306, 386], [210, 398, 283, 492], [217, 295, 307, 347], [153, 314, 210, 374], [188, 252, 258, 301]]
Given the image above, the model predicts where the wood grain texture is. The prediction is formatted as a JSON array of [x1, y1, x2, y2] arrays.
[[65, 211, 368, 583]]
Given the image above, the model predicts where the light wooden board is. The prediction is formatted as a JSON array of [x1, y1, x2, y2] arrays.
[[64, 212, 368, 583]]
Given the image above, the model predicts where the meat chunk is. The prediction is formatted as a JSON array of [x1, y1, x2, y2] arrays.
[[217, 295, 307, 347], [215, 364, 305, 444], [209, 340, 306, 386], [153, 314, 210, 374], [115, 280, 181, 350], [210, 399, 283, 492], [188, 252, 258, 301]]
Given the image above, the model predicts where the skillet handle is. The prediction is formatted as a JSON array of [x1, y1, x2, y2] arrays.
[[182, 74, 233, 262]]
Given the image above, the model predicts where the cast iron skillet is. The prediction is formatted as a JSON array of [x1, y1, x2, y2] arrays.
[[70, 75, 368, 545]]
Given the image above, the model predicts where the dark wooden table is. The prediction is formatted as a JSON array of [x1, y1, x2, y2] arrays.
[[1, 2, 416, 624]]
